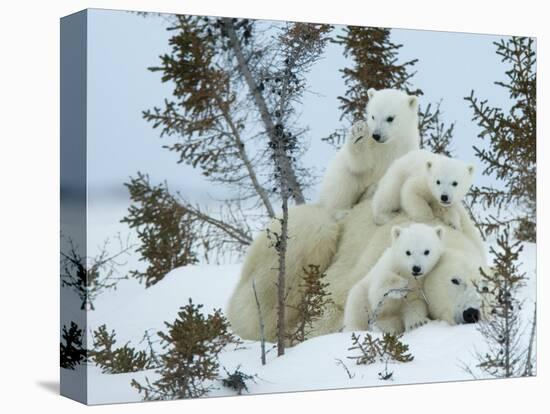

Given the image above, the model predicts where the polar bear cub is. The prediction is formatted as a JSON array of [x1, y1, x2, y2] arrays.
[[372, 149, 475, 229], [344, 223, 444, 333], [318, 89, 420, 213]]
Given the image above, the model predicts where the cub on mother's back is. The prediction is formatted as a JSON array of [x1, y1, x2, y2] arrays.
[[318, 89, 420, 213], [372, 149, 475, 230]]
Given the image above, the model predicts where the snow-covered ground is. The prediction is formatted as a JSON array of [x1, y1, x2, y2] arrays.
[[65, 196, 536, 405]]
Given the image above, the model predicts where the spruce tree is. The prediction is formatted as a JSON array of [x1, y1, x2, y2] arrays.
[[286, 265, 334, 345], [124, 17, 331, 283], [334, 26, 420, 122], [121, 173, 200, 287], [327, 26, 454, 156], [465, 36, 536, 242], [468, 228, 535, 378], [262, 22, 332, 356], [131, 299, 238, 400]]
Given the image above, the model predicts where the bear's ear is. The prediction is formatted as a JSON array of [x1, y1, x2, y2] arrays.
[[408, 95, 418, 109], [434, 226, 444, 240], [467, 164, 475, 175], [426, 161, 433, 171], [367, 88, 377, 99], [391, 226, 402, 241]]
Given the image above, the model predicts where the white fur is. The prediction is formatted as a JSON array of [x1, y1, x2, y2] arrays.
[[344, 223, 444, 333], [372, 149, 475, 230], [312, 200, 487, 336], [227, 199, 487, 342], [422, 249, 485, 326], [318, 89, 420, 212], [226, 204, 341, 342]]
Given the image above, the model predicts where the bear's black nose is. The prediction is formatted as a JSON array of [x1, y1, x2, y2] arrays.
[[412, 265, 421, 274], [463, 308, 480, 324], [372, 133, 381, 142], [441, 194, 449, 203]]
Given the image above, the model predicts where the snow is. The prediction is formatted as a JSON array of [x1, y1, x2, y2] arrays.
[[78, 227, 536, 404], [63, 196, 537, 404]]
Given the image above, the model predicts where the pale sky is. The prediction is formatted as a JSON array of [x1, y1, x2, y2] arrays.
[[85, 9, 514, 205]]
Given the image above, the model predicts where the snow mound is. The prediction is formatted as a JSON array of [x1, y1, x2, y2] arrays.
[[82, 242, 535, 404]]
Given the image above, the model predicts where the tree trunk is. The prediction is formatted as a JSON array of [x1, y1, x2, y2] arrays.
[[223, 18, 306, 205], [276, 193, 288, 356], [252, 279, 267, 365]]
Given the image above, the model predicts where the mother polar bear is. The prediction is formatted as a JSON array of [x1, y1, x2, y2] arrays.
[[226, 197, 488, 342], [226, 87, 487, 341]]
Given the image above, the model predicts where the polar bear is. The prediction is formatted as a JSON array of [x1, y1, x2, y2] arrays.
[[318, 89, 420, 213], [311, 200, 486, 337], [227, 197, 487, 342], [343, 247, 485, 334], [372, 149, 475, 230], [226, 204, 340, 342], [421, 248, 484, 326], [344, 223, 444, 334]]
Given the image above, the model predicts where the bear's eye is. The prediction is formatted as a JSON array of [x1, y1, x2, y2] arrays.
[[386, 116, 394, 123], [452, 181, 458, 187], [424, 250, 430, 256], [482, 286, 489, 293], [436, 180, 441, 185], [451, 278, 460, 285], [406, 250, 411, 256], [371, 115, 375, 120]]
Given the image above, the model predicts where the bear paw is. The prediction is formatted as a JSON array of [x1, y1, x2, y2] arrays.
[[350, 120, 370, 144], [374, 317, 404, 335], [405, 317, 430, 331], [383, 277, 410, 299], [444, 216, 462, 231], [439, 208, 462, 230]]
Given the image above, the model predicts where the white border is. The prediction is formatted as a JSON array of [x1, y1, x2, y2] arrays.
[[0, 1, 545, 412]]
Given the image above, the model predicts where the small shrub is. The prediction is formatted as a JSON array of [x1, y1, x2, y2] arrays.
[[131, 299, 238, 400], [348, 332, 414, 366], [89, 325, 158, 374], [286, 265, 334, 345], [467, 228, 535, 378], [221, 366, 256, 395]]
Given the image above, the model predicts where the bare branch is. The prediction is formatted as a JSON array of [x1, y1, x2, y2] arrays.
[[252, 279, 267, 365], [222, 17, 306, 204], [60, 234, 133, 310]]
